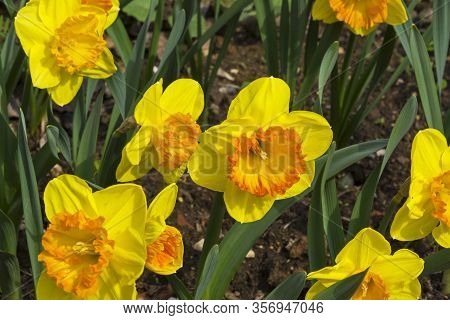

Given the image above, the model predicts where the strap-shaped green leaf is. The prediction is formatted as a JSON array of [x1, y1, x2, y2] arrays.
[[265, 272, 307, 300]]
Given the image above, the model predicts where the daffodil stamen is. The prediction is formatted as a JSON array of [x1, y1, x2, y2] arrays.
[[38, 211, 115, 298], [228, 127, 306, 198], [154, 113, 202, 171], [431, 171, 450, 227], [352, 272, 389, 300], [51, 14, 106, 74], [146, 226, 183, 273]]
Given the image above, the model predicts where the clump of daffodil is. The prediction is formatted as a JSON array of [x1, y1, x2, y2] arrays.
[[391, 129, 450, 248], [37, 175, 147, 299], [116, 79, 204, 184], [307, 228, 424, 300], [15, 0, 118, 106], [144, 183, 184, 275], [312, 0, 408, 36], [188, 77, 332, 223]]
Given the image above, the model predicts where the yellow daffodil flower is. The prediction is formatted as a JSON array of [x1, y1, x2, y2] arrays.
[[37, 174, 147, 299], [312, 0, 408, 36], [391, 129, 450, 248], [15, 0, 117, 106], [306, 228, 424, 300], [116, 79, 204, 184], [144, 184, 183, 275], [188, 77, 332, 223]]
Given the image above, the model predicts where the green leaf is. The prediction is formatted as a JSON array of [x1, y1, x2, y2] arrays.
[[167, 275, 193, 300], [265, 272, 307, 300], [348, 97, 418, 235], [432, 0, 450, 95], [318, 41, 339, 104], [320, 143, 345, 260], [195, 245, 220, 299], [17, 109, 43, 287], [182, 0, 252, 66], [75, 90, 104, 180], [422, 248, 450, 276], [46, 125, 72, 166], [0, 209, 16, 254], [254, 0, 279, 76], [0, 252, 21, 300], [47, 107, 73, 167], [307, 188, 327, 272], [150, 9, 186, 85], [107, 72, 126, 119], [107, 18, 133, 65], [409, 25, 443, 132], [314, 269, 367, 300], [197, 193, 226, 282], [123, 0, 157, 22], [125, 16, 152, 116]]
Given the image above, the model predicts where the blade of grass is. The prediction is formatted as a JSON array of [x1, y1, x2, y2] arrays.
[[433, 0, 450, 95]]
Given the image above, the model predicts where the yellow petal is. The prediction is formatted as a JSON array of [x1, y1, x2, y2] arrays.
[[29, 45, 61, 89], [92, 184, 147, 240], [432, 223, 450, 248], [79, 48, 117, 79], [145, 184, 178, 243], [188, 131, 231, 192], [386, 0, 408, 25], [160, 79, 204, 121], [48, 72, 83, 106], [273, 111, 333, 161], [227, 77, 290, 127], [411, 129, 447, 179], [116, 145, 155, 182], [312, 0, 338, 23], [348, 25, 377, 36], [440, 148, 450, 172], [93, 269, 139, 299], [388, 279, 421, 300], [14, 0, 52, 56], [336, 228, 391, 269], [43, 174, 97, 222], [371, 249, 424, 285], [305, 281, 328, 300], [124, 127, 152, 165], [92, 184, 147, 285], [38, 0, 81, 30], [306, 262, 355, 287], [390, 202, 438, 241], [157, 162, 187, 184], [36, 272, 77, 300], [405, 178, 434, 219], [106, 0, 120, 28], [134, 80, 164, 126], [223, 182, 275, 223], [276, 161, 315, 200]]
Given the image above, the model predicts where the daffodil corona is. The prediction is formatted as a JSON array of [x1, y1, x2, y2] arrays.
[[391, 129, 450, 248], [145, 184, 184, 275], [312, 0, 408, 36], [37, 175, 147, 299], [188, 77, 333, 223], [15, 0, 118, 106], [116, 79, 204, 183], [306, 228, 424, 300]]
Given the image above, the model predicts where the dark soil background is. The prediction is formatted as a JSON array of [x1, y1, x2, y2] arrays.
[[8, 0, 450, 300]]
